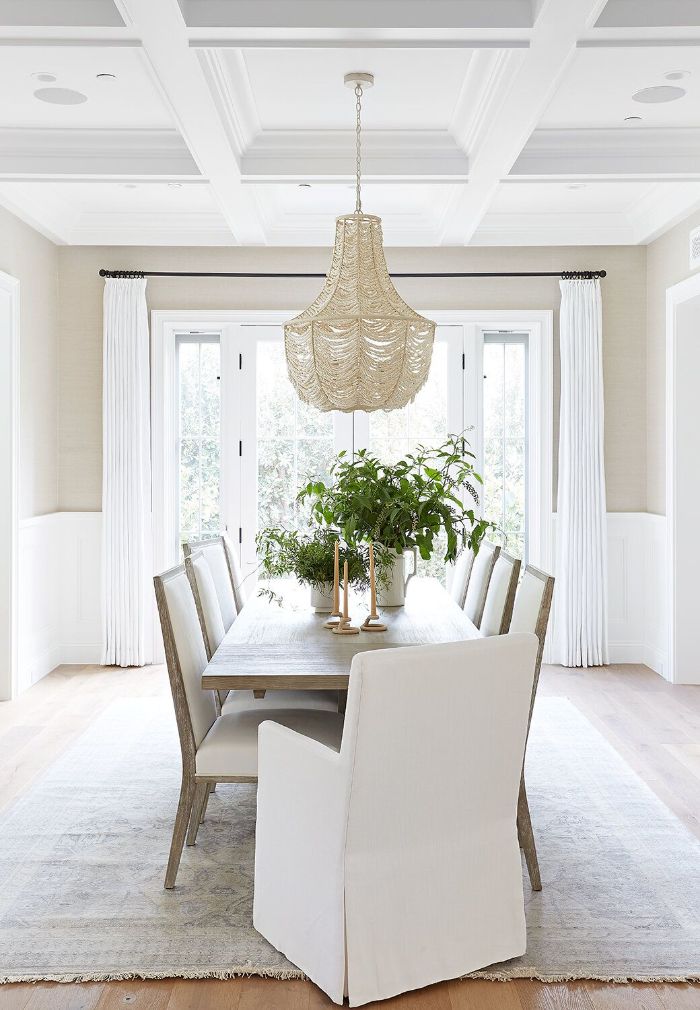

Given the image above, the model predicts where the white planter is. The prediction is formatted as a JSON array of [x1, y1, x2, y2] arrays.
[[376, 548, 418, 608], [310, 583, 334, 612]]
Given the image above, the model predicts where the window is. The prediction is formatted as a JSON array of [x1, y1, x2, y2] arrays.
[[482, 333, 528, 560], [255, 338, 336, 535], [177, 335, 221, 547]]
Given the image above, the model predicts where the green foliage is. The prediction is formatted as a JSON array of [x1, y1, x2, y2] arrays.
[[255, 526, 383, 592], [297, 434, 495, 563]]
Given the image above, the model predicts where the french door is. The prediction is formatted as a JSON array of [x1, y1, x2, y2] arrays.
[[152, 309, 551, 586]]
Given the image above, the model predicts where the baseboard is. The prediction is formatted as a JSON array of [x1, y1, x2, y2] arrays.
[[59, 645, 102, 666]]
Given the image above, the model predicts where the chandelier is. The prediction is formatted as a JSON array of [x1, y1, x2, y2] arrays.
[[284, 72, 436, 413]]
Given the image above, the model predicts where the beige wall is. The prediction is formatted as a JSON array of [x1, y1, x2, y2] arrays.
[[0, 206, 59, 518], [646, 208, 700, 515], [58, 243, 647, 513]]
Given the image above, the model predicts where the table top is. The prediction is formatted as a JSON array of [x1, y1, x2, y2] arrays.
[[201, 578, 480, 691]]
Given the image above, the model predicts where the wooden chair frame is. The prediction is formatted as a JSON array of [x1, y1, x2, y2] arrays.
[[154, 564, 256, 889], [514, 563, 555, 893], [182, 534, 244, 613], [184, 551, 227, 712], [491, 550, 521, 635]]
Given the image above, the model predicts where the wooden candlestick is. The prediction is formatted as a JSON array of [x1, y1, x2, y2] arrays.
[[362, 542, 387, 632], [333, 559, 359, 635], [325, 539, 343, 628]]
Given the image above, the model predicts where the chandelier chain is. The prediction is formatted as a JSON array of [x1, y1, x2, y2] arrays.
[[355, 83, 363, 214]]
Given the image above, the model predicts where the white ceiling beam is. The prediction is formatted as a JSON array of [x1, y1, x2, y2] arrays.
[[0, 129, 201, 178], [440, 0, 609, 245], [188, 36, 531, 48], [471, 211, 636, 246], [511, 128, 700, 179], [628, 183, 700, 244], [116, 0, 266, 243], [0, 182, 75, 243]]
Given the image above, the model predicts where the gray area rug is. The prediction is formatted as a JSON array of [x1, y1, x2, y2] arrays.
[[0, 695, 699, 984]]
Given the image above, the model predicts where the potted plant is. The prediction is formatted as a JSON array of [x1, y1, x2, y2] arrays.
[[255, 526, 379, 611], [298, 435, 493, 606]]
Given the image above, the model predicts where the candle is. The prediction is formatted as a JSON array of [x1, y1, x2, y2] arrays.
[[343, 559, 349, 618], [369, 543, 377, 617], [333, 540, 340, 613]]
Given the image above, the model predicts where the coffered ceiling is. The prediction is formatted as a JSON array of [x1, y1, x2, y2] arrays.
[[0, 0, 698, 246]]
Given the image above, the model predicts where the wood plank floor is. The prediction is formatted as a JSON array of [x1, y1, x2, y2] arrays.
[[0, 662, 698, 1010]]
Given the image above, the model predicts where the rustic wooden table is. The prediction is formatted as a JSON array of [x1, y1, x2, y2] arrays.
[[201, 578, 480, 693]]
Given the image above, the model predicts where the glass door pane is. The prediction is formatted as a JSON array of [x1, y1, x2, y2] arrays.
[[177, 336, 221, 549], [482, 334, 528, 559]]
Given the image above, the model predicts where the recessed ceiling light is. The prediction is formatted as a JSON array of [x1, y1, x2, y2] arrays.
[[298, 183, 312, 188], [96, 73, 116, 80], [31, 72, 56, 83], [632, 85, 686, 104], [167, 182, 183, 188], [665, 71, 690, 81], [34, 87, 87, 105], [624, 115, 642, 122], [567, 183, 587, 190]]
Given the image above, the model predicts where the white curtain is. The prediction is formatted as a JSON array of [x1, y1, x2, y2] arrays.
[[554, 278, 608, 667], [101, 278, 153, 667]]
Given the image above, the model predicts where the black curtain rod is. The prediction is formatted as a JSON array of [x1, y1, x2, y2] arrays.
[[99, 268, 606, 280]]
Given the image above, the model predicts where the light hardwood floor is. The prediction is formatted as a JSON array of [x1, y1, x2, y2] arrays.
[[0, 662, 698, 1010]]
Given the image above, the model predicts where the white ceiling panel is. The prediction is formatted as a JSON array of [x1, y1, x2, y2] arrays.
[[492, 179, 658, 213], [237, 48, 475, 130], [0, 0, 124, 27], [541, 47, 700, 129], [0, 47, 174, 129]]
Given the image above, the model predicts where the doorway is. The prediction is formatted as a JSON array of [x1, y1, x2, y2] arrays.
[[0, 271, 19, 701]]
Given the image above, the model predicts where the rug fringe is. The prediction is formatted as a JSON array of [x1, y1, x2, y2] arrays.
[[2, 968, 699, 986]]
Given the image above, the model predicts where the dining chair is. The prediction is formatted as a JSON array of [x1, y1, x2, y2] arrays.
[[449, 547, 474, 609], [479, 551, 521, 637], [462, 540, 500, 627], [154, 563, 344, 889], [182, 535, 239, 630], [254, 633, 539, 1007], [509, 563, 555, 892]]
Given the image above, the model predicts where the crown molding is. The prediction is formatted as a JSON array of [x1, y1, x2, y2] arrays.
[[471, 211, 636, 246], [512, 128, 700, 178], [240, 130, 468, 182], [196, 47, 259, 159], [67, 210, 236, 245], [0, 128, 201, 178]]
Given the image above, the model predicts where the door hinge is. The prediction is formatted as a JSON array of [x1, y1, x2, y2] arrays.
[[239, 353, 242, 369], [239, 440, 242, 457], [462, 352, 465, 370]]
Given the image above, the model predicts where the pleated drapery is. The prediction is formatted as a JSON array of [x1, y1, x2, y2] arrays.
[[101, 278, 153, 667], [554, 278, 609, 668]]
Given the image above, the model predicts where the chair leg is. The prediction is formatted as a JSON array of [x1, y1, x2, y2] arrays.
[[164, 776, 196, 889], [187, 781, 209, 847], [517, 776, 542, 891]]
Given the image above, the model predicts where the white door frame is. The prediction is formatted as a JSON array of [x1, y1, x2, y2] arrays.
[[151, 307, 554, 580], [665, 270, 700, 684], [0, 271, 20, 701]]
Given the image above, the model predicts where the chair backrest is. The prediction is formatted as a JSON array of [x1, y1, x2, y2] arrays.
[[222, 533, 246, 613], [154, 564, 217, 761], [185, 550, 226, 659], [463, 540, 500, 626], [339, 634, 538, 982], [449, 548, 474, 608], [479, 552, 521, 637], [509, 563, 555, 727], [182, 536, 237, 630]]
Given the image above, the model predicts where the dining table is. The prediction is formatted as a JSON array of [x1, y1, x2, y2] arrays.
[[201, 577, 481, 695]]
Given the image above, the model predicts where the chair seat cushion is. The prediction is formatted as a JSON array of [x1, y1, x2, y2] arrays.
[[221, 689, 339, 716], [196, 708, 344, 779]]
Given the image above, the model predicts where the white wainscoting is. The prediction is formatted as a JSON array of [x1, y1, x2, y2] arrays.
[[17, 510, 668, 693], [550, 511, 667, 675], [18, 512, 101, 693]]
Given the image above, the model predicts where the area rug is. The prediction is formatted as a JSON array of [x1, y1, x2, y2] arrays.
[[0, 695, 699, 984]]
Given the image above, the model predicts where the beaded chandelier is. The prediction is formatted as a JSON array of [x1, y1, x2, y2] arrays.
[[284, 73, 436, 413]]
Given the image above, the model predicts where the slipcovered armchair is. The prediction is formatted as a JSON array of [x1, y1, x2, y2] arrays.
[[254, 633, 539, 1006]]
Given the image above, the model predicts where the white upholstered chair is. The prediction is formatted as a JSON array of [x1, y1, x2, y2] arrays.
[[479, 551, 521, 637], [182, 535, 242, 630], [154, 563, 344, 889], [449, 548, 474, 608], [254, 633, 539, 1006], [509, 564, 555, 892], [462, 540, 500, 626]]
